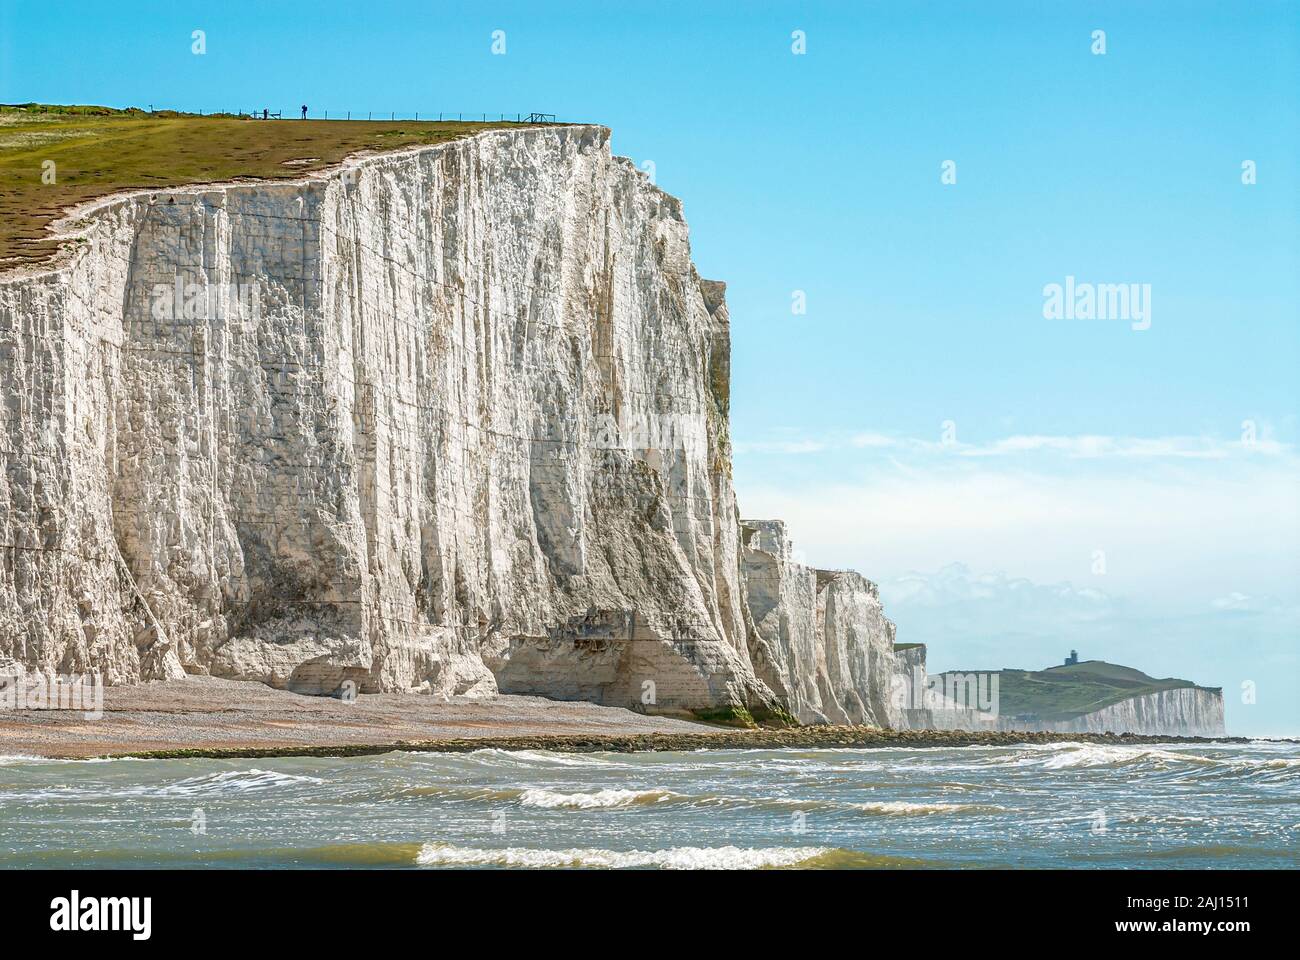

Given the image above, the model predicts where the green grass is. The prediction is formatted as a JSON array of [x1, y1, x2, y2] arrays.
[[689, 702, 800, 729], [691, 704, 759, 729], [937, 660, 1218, 722], [749, 702, 800, 729], [0, 103, 554, 268]]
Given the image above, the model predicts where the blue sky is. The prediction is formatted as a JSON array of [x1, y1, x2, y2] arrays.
[[3, 0, 1297, 734]]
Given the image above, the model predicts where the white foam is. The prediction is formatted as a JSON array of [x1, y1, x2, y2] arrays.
[[154, 768, 324, 796], [415, 843, 828, 869], [0, 754, 58, 766], [518, 787, 677, 809], [1006, 743, 1215, 770], [856, 800, 999, 815], [463, 748, 617, 768]]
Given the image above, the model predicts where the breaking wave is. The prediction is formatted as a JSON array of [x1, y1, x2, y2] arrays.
[[996, 743, 1300, 781], [509, 789, 989, 815], [518, 787, 679, 809], [460, 749, 620, 768], [0, 766, 325, 802], [152, 768, 325, 796], [415, 842, 832, 869]]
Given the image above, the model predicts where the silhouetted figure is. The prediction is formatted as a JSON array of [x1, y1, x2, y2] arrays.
[[262, 108, 268, 120], [301, 104, 307, 119]]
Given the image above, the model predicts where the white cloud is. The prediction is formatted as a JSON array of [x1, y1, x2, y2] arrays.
[[1209, 591, 1296, 614], [732, 438, 828, 455], [962, 433, 1288, 459], [848, 432, 898, 449], [1212, 591, 1255, 611], [882, 562, 1115, 624], [737, 455, 1300, 604], [738, 430, 1290, 460]]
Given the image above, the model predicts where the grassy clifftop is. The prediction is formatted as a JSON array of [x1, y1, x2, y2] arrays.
[[0, 103, 549, 268], [939, 660, 1218, 722]]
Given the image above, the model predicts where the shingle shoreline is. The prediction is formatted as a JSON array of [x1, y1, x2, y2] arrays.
[[106, 725, 1253, 761]]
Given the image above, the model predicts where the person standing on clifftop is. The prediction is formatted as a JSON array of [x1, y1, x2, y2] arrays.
[[301, 104, 307, 119]]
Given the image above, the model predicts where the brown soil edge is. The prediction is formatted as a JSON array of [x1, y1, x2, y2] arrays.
[[0, 122, 605, 282], [96, 726, 1254, 762]]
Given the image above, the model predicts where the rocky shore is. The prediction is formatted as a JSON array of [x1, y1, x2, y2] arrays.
[[126, 728, 1253, 759], [116, 727, 1251, 762]]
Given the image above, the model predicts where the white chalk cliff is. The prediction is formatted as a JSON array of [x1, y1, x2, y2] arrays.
[[887, 648, 1226, 737], [1032, 687, 1225, 737], [0, 125, 902, 720], [741, 520, 896, 725]]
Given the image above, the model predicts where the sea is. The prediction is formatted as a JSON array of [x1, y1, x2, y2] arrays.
[[1, 740, 1296, 868]]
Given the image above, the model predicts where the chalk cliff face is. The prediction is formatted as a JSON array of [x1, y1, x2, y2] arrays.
[[0, 125, 888, 716], [1023, 687, 1226, 737], [741, 520, 896, 725]]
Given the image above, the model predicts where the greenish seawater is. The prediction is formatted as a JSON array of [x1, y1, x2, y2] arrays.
[[1, 740, 1296, 868]]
